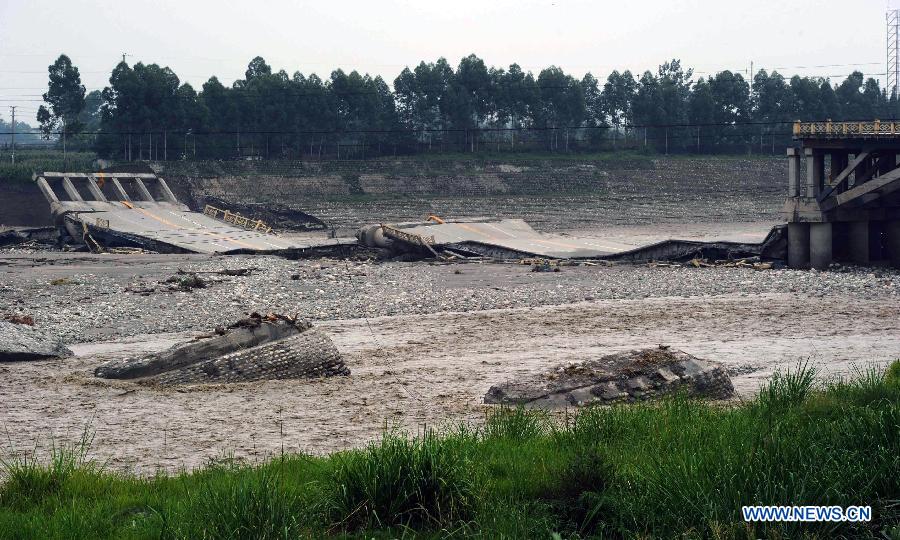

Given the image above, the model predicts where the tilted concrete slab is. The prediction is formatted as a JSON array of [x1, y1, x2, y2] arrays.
[[83, 202, 318, 254], [390, 219, 622, 258], [362, 218, 783, 261], [35, 171, 341, 254]]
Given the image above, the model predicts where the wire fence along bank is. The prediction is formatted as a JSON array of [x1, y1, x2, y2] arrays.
[[0, 122, 801, 162]]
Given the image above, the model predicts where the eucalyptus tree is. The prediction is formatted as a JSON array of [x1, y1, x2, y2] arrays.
[[36, 54, 86, 149], [602, 70, 637, 147]]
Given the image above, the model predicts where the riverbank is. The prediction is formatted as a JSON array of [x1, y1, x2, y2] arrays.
[[1, 362, 897, 538]]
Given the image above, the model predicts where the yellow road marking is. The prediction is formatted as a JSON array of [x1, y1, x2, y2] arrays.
[[131, 207, 259, 250]]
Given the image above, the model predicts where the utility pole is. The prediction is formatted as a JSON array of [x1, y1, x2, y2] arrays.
[[9, 106, 15, 164], [749, 60, 755, 154]]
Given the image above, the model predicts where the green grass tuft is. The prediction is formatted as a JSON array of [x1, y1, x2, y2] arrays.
[[886, 359, 900, 389], [0, 429, 95, 510], [327, 430, 474, 531], [1, 363, 898, 539]]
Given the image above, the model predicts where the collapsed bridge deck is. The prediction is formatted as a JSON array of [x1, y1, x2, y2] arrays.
[[35, 171, 783, 261], [34, 172, 339, 254]]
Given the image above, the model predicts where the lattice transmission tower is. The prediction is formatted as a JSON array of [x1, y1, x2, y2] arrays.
[[889, 9, 900, 97]]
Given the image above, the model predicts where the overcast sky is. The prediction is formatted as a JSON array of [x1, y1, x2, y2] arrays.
[[0, 0, 894, 125]]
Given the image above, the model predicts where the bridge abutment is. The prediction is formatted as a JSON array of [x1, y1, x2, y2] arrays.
[[784, 121, 900, 269]]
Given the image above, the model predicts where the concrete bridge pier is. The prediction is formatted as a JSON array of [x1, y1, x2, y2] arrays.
[[887, 221, 900, 265], [787, 222, 810, 268], [783, 121, 900, 270], [809, 223, 832, 269], [847, 221, 871, 264]]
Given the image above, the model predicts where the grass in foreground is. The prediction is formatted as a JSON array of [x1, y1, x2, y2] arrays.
[[1, 362, 898, 539]]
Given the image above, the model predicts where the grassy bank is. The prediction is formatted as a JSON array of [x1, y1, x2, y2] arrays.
[[0, 150, 98, 184], [1, 362, 898, 539]]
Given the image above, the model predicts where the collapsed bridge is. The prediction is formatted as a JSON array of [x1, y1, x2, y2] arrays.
[[33, 170, 784, 262], [33, 171, 336, 254]]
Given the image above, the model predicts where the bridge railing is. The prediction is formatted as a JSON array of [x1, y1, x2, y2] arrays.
[[794, 120, 900, 138], [203, 204, 275, 234]]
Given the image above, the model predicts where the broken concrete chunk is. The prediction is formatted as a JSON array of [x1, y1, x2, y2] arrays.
[[592, 382, 627, 401], [566, 387, 600, 406], [656, 367, 680, 384], [484, 347, 734, 408], [626, 376, 650, 391], [149, 329, 348, 385], [94, 314, 348, 385], [0, 321, 73, 362]]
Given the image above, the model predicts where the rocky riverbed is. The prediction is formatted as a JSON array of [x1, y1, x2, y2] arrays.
[[0, 250, 897, 345], [2, 224, 900, 474]]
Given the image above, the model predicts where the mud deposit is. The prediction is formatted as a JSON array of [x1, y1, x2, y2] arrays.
[[1, 226, 898, 473]]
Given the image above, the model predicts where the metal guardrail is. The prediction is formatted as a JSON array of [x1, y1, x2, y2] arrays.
[[793, 120, 900, 138], [203, 205, 275, 234]]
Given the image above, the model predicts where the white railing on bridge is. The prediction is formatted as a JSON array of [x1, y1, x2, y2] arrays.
[[794, 120, 900, 138]]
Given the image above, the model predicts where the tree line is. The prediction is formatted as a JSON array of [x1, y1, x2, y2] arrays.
[[0, 117, 43, 146], [34, 53, 900, 160]]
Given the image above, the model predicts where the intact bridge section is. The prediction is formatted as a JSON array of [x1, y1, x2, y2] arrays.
[[784, 121, 900, 268]]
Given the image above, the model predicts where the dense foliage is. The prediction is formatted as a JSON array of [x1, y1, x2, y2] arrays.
[[32, 54, 900, 159], [1, 362, 898, 538]]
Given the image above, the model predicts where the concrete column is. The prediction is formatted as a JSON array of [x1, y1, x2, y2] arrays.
[[61, 177, 84, 202], [886, 221, 900, 267], [788, 222, 810, 269], [853, 154, 872, 188], [810, 222, 833, 270], [829, 151, 848, 187], [132, 179, 155, 202], [879, 152, 896, 175], [85, 177, 108, 202], [805, 148, 824, 198], [35, 177, 59, 203], [847, 221, 870, 265], [787, 147, 801, 197], [110, 178, 132, 201]]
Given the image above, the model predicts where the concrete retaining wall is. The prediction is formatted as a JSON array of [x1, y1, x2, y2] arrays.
[[154, 156, 784, 203], [0, 183, 53, 227], [0, 156, 785, 227]]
